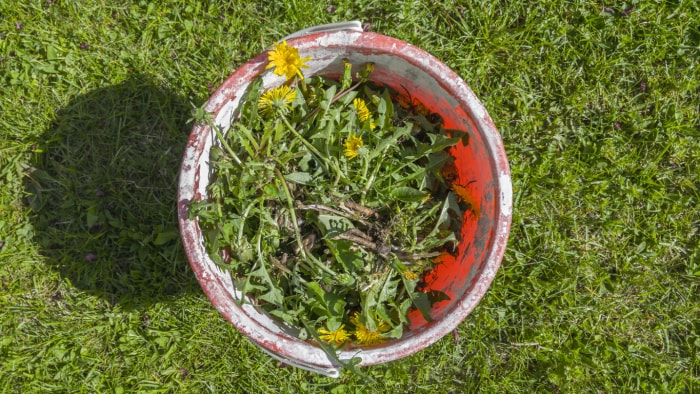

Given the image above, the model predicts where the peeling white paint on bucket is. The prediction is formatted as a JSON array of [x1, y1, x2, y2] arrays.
[[178, 28, 512, 377]]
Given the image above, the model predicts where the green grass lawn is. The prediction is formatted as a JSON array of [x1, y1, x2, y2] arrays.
[[1, 0, 698, 392]]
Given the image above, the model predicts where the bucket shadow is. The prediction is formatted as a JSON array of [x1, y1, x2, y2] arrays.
[[26, 75, 200, 308]]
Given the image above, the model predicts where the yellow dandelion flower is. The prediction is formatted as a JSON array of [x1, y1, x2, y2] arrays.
[[318, 325, 351, 345], [257, 85, 296, 118], [353, 98, 372, 123], [350, 312, 390, 346], [403, 270, 419, 281], [343, 134, 363, 160], [265, 40, 312, 81], [353, 98, 376, 129]]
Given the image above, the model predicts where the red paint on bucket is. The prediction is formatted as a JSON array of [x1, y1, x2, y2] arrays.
[[178, 30, 512, 376]]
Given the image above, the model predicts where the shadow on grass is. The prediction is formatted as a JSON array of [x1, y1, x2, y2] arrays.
[[26, 75, 200, 308]]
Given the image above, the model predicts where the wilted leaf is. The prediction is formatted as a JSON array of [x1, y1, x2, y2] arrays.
[[313, 214, 354, 238]]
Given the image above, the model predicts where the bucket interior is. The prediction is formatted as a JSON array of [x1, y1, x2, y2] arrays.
[[178, 31, 510, 371]]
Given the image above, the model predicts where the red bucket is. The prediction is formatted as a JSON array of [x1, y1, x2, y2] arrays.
[[178, 24, 512, 377]]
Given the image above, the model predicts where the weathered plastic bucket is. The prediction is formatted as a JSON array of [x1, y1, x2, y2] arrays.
[[178, 22, 512, 377]]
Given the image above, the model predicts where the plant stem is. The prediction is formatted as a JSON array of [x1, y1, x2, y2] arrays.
[[361, 155, 370, 181], [361, 146, 388, 204], [279, 115, 344, 182], [300, 80, 364, 124], [298, 203, 371, 226], [273, 168, 305, 255], [237, 199, 256, 245], [298, 76, 308, 96], [273, 168, 336, 276], [279, 116, 324, 162], [211, 123, 242, 165]]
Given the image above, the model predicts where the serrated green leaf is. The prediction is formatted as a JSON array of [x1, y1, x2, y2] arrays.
[[284, 171, 313, 185], [304, 281, 347, 323], [390, 186, 428, 202], [381, 324, 404, 339], [372, 125, 411, 157], [325, 239, 364, 273], [427, 135, 462, 154], [412, 292, 433, 323], [378, 277, 400, 305], [263, 183, 280, 199], [320, 85, 337, 111], [260, 286, 284, 306]]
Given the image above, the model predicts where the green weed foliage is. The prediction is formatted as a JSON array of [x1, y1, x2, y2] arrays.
[[0, 0, 697, 392], [191, 58, 463, 355]]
